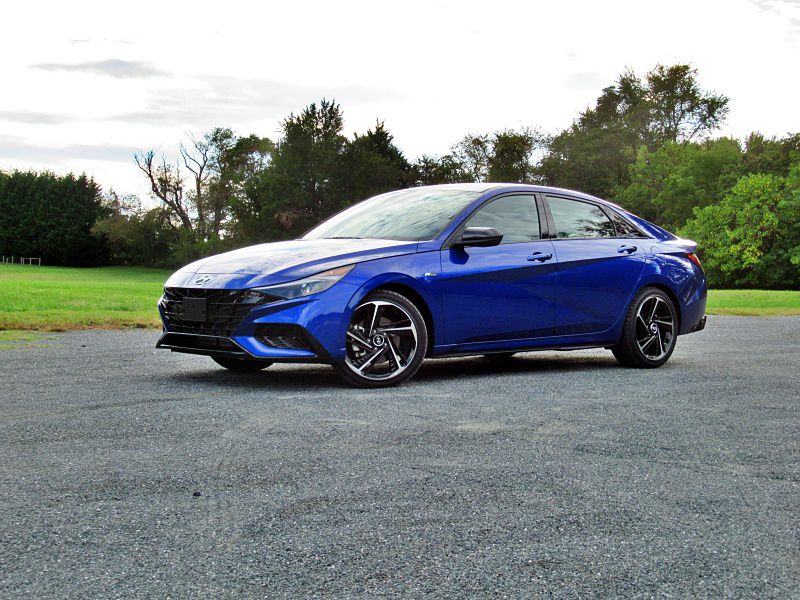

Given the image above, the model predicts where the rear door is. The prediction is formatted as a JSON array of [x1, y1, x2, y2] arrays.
[[438, 193, 557, 346], [545, 195, 647, 335]]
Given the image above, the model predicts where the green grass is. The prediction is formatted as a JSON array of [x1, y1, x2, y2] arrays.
[[1, 264, 798, 331], [0, 330, 45, 341], [705, 289, 800, 316], [0, 264, 170, 330], [0, 330, 55, 350]]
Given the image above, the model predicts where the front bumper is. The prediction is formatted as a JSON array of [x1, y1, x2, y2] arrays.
[[156, 332, 250, 357], [155, 330, 331, 362], [156, 281, 358, 363]]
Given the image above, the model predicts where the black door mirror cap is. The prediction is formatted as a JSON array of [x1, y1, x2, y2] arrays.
[[456, 227, 503, 248]]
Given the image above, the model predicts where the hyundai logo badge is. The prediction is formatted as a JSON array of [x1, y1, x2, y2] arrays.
[[193, 275, 214, 285]]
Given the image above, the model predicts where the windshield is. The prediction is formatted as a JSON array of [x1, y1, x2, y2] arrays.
[[302, 188, 482, 241]]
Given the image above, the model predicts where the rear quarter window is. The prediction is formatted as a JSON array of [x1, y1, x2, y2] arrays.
[[606, 209, 648, 238]]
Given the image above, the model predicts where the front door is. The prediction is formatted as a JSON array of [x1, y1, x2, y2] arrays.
[[438, 194, 557, 347]]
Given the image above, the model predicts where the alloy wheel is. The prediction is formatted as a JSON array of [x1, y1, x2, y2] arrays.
[[344, 300, 419, 381], [635, 295, 675, 361]]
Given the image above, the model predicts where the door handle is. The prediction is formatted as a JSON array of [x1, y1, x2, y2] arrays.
[[527, 252, 553, 262], [617, 245, 637, 254]]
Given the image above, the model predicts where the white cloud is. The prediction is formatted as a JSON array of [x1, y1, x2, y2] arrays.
[[0, 0, 798, 198], [105, 74, 402, 127], [0, 134, 136, 164], [31, 59, 169, 79], [565, 72, 611, 91]]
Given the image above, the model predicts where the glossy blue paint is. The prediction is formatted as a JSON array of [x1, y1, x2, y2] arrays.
[[438, 241, 557, 345], [550, 238, 647, 335], [157, 184, 707, 365], [165, 238, 419, 289]]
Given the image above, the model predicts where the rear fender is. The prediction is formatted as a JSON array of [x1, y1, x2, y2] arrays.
[[638, 244, 707, 335]]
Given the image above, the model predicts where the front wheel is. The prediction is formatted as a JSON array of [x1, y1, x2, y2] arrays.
[[611, 287, 678, 368], [335, 290, 428, 388], [212, 356, 272, 372]]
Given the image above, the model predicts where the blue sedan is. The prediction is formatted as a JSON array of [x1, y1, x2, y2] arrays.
[[157, 184, 707, 387]]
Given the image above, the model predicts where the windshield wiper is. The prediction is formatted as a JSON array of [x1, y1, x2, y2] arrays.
[[325, 236, 363, 239]]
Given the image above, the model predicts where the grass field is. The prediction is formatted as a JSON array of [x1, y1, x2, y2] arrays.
[[0, 264, 169, 330], [705, 289, 800, 316], [0, 264, 798, 331]]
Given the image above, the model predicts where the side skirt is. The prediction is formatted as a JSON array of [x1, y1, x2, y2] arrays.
[[431, 343, 610, 359]]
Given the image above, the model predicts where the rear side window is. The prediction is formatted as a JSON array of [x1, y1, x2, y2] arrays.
[[465, 194, 540, 244], [547, 196, 615, 238]]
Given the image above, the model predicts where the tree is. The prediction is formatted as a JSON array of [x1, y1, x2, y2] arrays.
[[614, 138, 743, 229], [134, 150, 194, 231], [742, 132, 800, 177], [249, 99, 348, 237], [680, 171, 800, 289], [335, 121, 412, 207], [451, 133, 491, 182], [646, 64, 729, 144], [211, 131, 274, 242], [413, 154, 467, 185], [243, 101, 412, 241], [538, 64, 729, 198], [0, 170, 108, 266], [538, 120, 630, 197], [488, 129, 545, 182], [92, 190, 179, 267], [135, 128, 273, 241], [422, 128, 544, 185]]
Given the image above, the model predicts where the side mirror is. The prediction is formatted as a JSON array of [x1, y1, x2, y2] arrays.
[[455, 227, 503, 248]]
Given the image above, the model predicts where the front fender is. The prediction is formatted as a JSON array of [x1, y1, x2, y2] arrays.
[[342, 253, 443, 343]]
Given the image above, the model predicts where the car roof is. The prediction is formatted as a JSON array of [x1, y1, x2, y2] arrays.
[[415, 183, 618, 208]]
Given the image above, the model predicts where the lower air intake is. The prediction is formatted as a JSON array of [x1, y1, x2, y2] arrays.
[[255, 324, 313, 351]]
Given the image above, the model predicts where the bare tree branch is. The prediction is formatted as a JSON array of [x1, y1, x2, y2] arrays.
[[134, 150, 193, 230]]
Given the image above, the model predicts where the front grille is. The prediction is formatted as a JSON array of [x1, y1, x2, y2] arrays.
[[161, 287, 278, 337]]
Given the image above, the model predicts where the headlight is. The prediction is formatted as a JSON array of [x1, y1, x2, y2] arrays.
[[254, 265, 354, 300]]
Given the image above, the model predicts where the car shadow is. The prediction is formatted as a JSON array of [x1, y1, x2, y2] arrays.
[[161, 363, 344, 391], [158, 351, 618, 391], [414, 352, 617, 382]]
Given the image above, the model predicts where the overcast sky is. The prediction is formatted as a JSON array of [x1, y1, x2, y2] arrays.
[[1, 0, 798, 197]]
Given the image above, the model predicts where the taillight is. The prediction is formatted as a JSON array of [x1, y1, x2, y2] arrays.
[[686, 252, 703, 270]]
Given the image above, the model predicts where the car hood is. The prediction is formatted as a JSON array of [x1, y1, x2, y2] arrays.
[[165, 238, 419, 288]]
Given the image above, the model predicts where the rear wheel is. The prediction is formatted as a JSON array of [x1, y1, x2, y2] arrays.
[[335, 290, 427, 388], [212, 356, 272, 372], [611, 287, 677, 368]]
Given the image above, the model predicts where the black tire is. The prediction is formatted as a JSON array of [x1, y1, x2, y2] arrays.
[[334, 290, 428, 388], [212, 356, 272, 372], [482, 352, 517, 360], [611, 287, 678, 368]]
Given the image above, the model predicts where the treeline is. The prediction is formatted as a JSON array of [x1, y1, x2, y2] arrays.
[[0, 64, 798, 288], [0, 171, 107, 265]]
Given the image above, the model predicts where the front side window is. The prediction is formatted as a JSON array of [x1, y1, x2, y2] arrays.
[[547, 196, 615, 239], [464, 194, 540, 244]]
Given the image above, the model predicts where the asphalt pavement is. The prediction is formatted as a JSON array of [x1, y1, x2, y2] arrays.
[[1, 316, 798, 598]]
